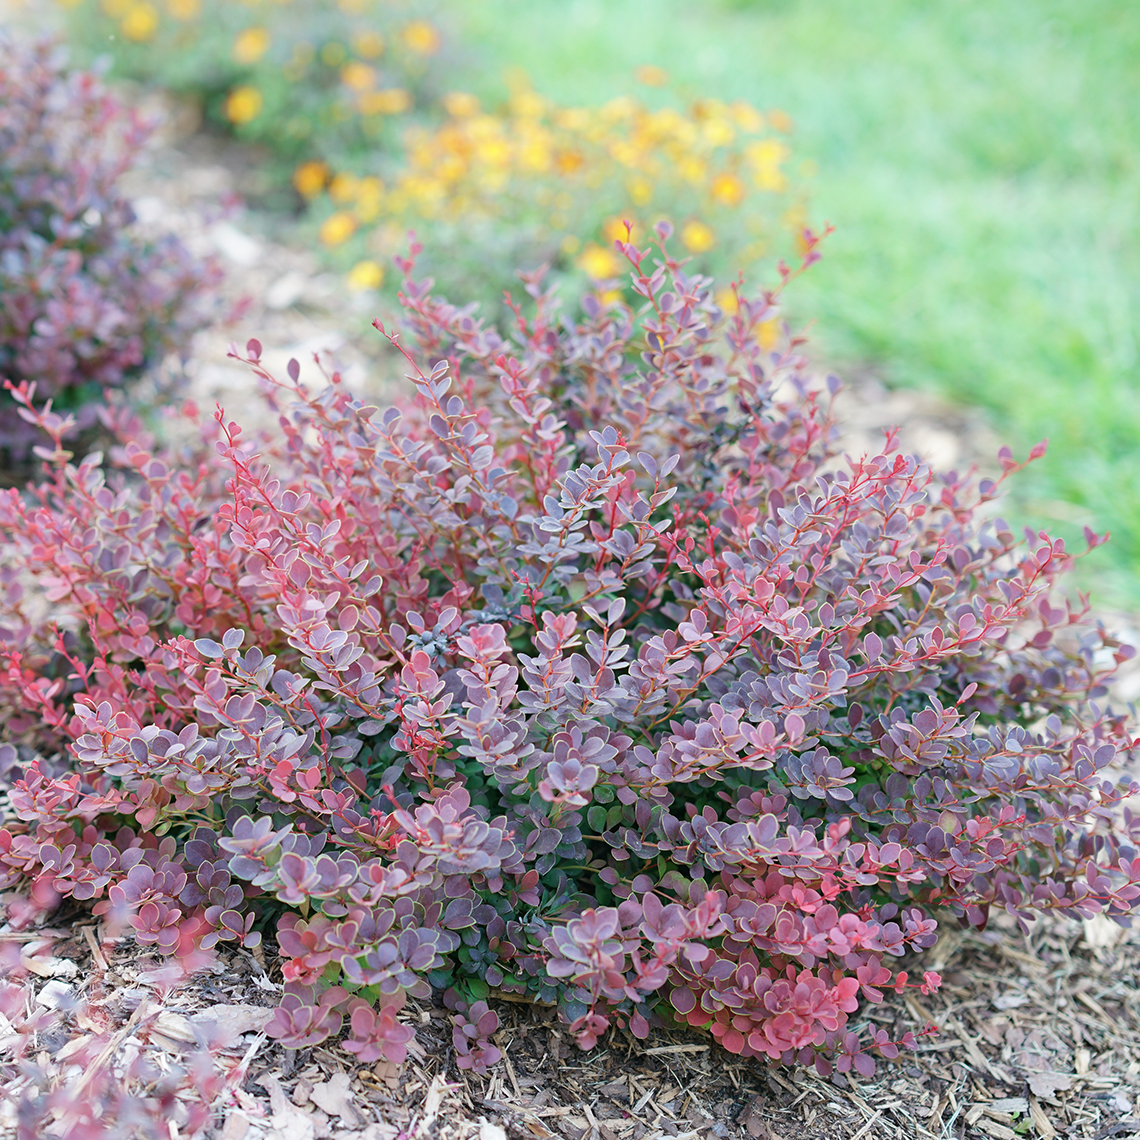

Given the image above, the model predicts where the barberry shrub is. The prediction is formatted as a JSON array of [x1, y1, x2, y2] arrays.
[[0, 37, 220, 463], [1, 228, 1138, 1082]]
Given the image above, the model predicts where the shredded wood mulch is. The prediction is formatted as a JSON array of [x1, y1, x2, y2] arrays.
[[2, 908, 1139, 1140]]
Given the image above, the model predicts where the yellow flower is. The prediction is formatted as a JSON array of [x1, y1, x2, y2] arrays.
[[359, 88, 411, 115], [677, 155, 706, 186], [233, 27, 270, 65], [577, 243, 624, 280], [701, 116, 736, 148], [768, 108, 794, 133], [608, 140, 640, 168], [647, 107, 690, 143], [357, 175, 384, 199], [680, 220, 715, 253], [560, 234, 581, 255], [401, 20, 440, 54], [634, 65, 669, 87], [328, 173, 359, 203], [746, 139, 790, 192], [121, 3, 159, 40], [626, 176, 653, 206], [758, 318, 779, 351], [555, 107, 589, 132], [224, 86, 263, 125], [747, 140, 789, 166], [710, 172, 746, 207], [555, 149, 585, 175], [715, 287, 739, 315], [730, 102, 764, 133], [293, 161, 328, 198], [443, 92, 480, 118], [755, 167, 789, 193], [347, 260, 384, 291], [518, 128, 553, 172], [319, 212, 357, 246], [102, 0, 131, 18], [320, 42, 347, 68], [352, 30, 385, 58], [601, 96, 636, 123], [340, 61, 376, 91], [473, 136, 511, 168], [602, 217, 638, 244], [510, 89, 545, 119], [355, 177, 385, 221], [166, 0, 199, 18]]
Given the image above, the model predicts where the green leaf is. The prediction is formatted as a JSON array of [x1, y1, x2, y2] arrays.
[[462, 977, 490, 1001]]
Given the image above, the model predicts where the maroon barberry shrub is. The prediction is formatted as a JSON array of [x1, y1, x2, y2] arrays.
[[0, 226, 1137, 1081], [0, 36, 220, 462]]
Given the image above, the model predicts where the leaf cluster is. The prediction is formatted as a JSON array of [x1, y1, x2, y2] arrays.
[[0, 37, 221, 463]]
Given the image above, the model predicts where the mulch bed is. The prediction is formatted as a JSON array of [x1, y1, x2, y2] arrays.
[[2, 908, 1137, 1140]]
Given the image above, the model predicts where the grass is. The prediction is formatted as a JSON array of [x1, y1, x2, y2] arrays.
[[445, 0, 1140, 604]]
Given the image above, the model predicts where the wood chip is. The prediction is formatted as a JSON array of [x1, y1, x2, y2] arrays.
[[1027, 1073, 1073, 1098], [946, 1019, 1013, 1083], [309, 1072, 364, 1127], [973, 1120, 1017, 1140], [23, 955, 78, 979], [632, 1089, 655, 1114], [35, 980, 74, 1009], [848, 1110, 882, 1140], [987, 1099, 1029, 1115], [1028, 1098, 1057, 1140], [81, 925, 109, 972], [219, 1111, 251, 1140], [418, 1073, 451, 1136], [193, 1002, 275, 1038]]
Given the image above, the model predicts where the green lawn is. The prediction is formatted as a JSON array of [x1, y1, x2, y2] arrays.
[[446, 0, 1140, 603]]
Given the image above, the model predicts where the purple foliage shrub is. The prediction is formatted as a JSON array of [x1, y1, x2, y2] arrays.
[[0, 37, 220, 460], [0, 225, 1137, 1102]]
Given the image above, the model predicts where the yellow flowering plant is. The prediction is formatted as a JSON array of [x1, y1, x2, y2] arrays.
[[58, 0, 807, 308], [57, 0, 449, 173], [304, 74, 808, 309]]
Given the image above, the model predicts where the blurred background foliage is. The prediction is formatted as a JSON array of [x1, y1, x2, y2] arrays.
[[29, 0, 1140, 604]]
